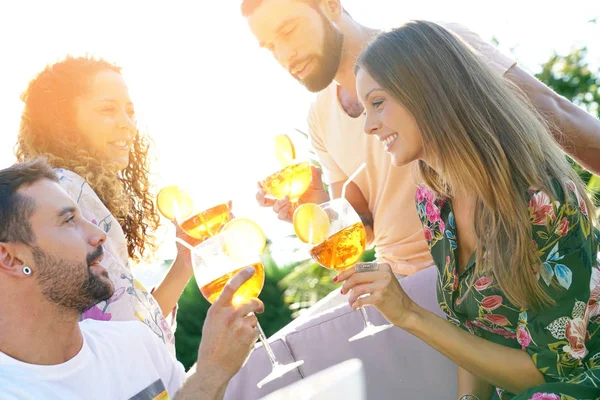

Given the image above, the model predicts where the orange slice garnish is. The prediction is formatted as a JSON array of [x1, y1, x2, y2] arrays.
[[156, 185, 194, 221], [274, 134, 296, 168], [292, 203, 331, 244], [221, 218, 267, 262]]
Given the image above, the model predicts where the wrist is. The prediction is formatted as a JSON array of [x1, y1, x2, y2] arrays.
[[195, 363, 233, 389], [317, 189, 330, 204], [179, 370, 228, 400], [300, 189, 330, 207], [172, 250, 194, 274], [397, 301, 426, 331]]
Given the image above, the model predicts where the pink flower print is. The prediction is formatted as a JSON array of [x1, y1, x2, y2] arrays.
[[431, 208, 442, 224], [481, 295, 503, 312], [464, 319, 474, 334], [106, 287, 126, 306], [160, 316, 175, 345], [530, 393, 560, 400], [517, 325, 532, 349], [587, 266, 600, 319], [564, 317, 589, 359], [566, 180, 588, 216], [529, 191, 554, 225], [475, 276, 494, 291], [555, 217, 569, 237], [81, 306, 112, 321], [425, 202, 439, 223], [452, 269, 459, 292], [438, 220, 445, 234], [471, 320, 516, 339], [423, 226, 433, 241], [579, 197, 589, 216], [484, 314, 510, 326], [416, 186, 426, 203], [423, 187, 434, 203]]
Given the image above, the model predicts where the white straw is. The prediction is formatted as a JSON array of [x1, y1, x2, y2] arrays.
[[175, 237, 195, 252], [341, 162, 367, 199]]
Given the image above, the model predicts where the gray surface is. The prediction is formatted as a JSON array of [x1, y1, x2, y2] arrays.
[[224, 266, 457, 400]]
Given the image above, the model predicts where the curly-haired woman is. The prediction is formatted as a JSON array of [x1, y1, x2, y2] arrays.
[[15, 56, 192, 356]]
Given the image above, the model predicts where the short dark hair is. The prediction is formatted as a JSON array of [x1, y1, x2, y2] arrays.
[[0, 158, 59, 244]]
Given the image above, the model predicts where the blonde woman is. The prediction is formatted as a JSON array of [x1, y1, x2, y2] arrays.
[[15, 56, 195, 356], [338, 21, 600, 399]]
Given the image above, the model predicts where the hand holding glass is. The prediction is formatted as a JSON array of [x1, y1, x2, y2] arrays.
[[179, 229, 304, 388], [307, 198, 394, 342]]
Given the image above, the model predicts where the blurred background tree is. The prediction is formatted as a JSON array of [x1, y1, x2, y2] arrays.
[[534, 46, 600, 204]]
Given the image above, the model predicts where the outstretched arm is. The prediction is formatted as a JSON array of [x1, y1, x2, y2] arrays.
[[506, 65, 600, 175]]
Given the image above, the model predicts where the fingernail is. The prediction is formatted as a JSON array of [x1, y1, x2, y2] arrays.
[[340, 289, 344, 295], [244, 266, 255, 275], [333, 276, 338, 282]]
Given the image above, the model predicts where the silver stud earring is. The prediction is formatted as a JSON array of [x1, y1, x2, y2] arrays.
[[22, 266, 32, 276]]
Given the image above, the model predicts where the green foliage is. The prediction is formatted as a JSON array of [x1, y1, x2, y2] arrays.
[[534, 46, 600, 204], [535, 48, 599, 118], [174, 275, 210, 370], [280, 248, 376, 318]]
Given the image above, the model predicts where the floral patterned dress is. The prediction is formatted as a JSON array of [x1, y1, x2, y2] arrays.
[[56, 169, 176, 357], [416, 181, 600, 400]]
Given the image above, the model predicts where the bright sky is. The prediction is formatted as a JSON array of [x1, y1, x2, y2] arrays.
[[1, 0, 599, 273]]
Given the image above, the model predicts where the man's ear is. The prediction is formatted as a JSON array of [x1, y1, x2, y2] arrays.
[[319, 0, 343, 21], [0, 242, 27, 278]]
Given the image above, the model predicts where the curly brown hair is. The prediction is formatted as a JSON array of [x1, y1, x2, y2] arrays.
[[15, 55, 160, 263]]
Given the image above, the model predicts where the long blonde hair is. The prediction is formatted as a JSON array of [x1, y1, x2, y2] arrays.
[[357, 21, 595, 309], [15, 55, 160, 263]]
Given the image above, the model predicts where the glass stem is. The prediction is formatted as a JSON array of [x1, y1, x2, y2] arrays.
[[256, 320, 281, 368], [359, 306, 374, 329]]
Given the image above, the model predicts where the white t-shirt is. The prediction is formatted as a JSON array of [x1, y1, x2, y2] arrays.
[[0, 320, 186, 400]]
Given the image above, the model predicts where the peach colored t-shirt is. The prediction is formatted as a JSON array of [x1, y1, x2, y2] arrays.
[[308, 23, 517, 275]]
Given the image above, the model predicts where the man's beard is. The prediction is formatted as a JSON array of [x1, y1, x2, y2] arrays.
[[33, 245, 114, 314], [298, 12, 344, 93]]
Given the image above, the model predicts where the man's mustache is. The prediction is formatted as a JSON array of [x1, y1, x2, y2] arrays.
[[86, 246, 104, 267]]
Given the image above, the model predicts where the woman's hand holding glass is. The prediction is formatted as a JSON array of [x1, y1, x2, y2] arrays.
[[336, 262, 420, 329]]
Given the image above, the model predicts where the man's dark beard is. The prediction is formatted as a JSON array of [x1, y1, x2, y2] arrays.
[[299, 11, 344, 93], [33, 245, 114, 314]]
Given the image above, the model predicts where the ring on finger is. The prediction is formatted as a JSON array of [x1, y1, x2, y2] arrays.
[[354, 262, 379, 273]]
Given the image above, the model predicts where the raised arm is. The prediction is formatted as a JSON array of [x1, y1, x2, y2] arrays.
[[175, 267, 264, 400], [448, 22, 600, 175], [505, 65, 600, 175]]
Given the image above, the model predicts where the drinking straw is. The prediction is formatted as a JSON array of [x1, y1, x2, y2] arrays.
[[341, 162, 367, 199], [175, 237, 195, 252]]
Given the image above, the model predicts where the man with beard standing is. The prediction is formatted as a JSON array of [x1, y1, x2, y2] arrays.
[[232, 0, 600, 398], [0, 159, 264, 400]]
